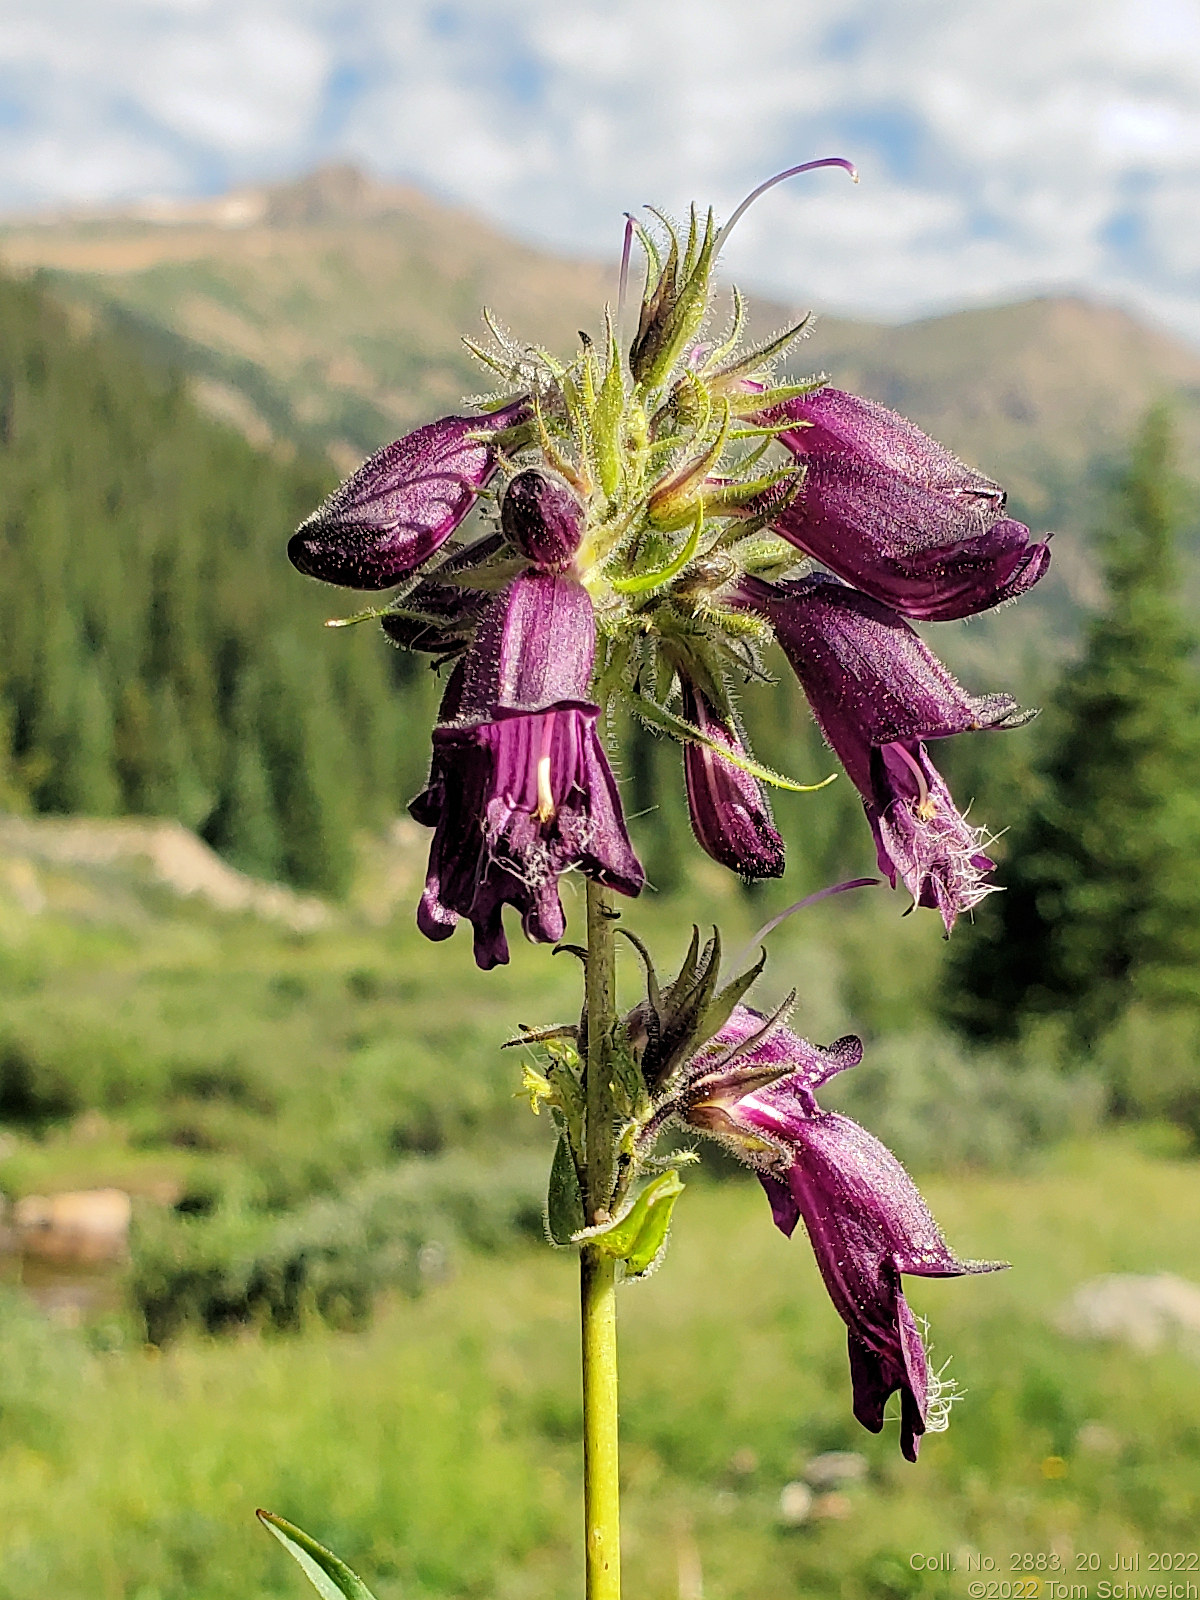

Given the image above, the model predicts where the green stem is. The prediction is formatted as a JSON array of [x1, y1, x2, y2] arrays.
[[582, 878, 621, 1600], [585, 879, 618, 1218], [581, 1247, 620, 1600]]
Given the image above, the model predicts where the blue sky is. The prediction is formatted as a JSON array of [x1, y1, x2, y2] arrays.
[[1, 0, 1198, 341]]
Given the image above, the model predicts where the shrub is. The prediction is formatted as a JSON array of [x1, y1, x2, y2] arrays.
[[131, 1150, 548, 1343]]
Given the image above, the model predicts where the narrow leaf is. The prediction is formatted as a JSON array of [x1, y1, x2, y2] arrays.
[[258, 1512, 378, 1600], [700, 948, 768, 1044], [325, 606, 389, 630], [594, 314, 625, 501], [712, 314, 815, 382], [625, 690, 836, 794], [704, 284, 746, 370], [667, 925, 703, 1007], [616, 926, 663, 1018]]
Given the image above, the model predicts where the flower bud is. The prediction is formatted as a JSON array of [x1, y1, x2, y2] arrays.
[[500, 469, 585, 570], [680, 679, 784, 880], [289, 398, 529, 590]]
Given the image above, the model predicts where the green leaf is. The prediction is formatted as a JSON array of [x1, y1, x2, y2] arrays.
[[257, 1511, 378, 1600], [547, 1132, 586, 1246], [324, 606, 389, 630], [624, 689, 836, 794], [576, 1170, 685, 1276], [623, 1171, 684, 1278]]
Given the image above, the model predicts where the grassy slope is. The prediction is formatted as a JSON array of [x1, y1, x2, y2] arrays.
[[0, 819, 957, 1211], [0, 1133, 1196, 1599]]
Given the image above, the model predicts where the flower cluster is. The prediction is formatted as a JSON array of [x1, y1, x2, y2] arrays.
[[286, 166, 1035, 1467], [289, 167, 1047, 963]]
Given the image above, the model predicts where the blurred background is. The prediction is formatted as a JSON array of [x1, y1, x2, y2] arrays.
[[0, 1, 1199, 1596]]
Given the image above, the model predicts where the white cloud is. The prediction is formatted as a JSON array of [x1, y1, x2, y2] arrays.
[[0, 0, 1197, 342]]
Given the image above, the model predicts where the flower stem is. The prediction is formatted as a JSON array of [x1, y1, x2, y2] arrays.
[[585, 879, 618, 1215], [581, 1247, 620, 1600], [582, 877, 621, 1600]]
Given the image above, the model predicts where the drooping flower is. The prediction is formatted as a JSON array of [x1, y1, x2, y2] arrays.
[[288, 398, 529, 589], [764, 387, 1050, 621], [679, 676, 784, 879], [678, 1004, 1000, 1460], [411, 571, 643, 968], [736, 573, 1033, 930]]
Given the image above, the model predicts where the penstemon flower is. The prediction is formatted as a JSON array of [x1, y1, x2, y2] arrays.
[[274, 158, 1047, 1600], [765, 386, 1051, 620], [734, 571, 1036, 929], [673, 1003, 1002, 1459], [290, 399, 531, 588], [410, 565, 643, 969], [678, 670, 785, 879]]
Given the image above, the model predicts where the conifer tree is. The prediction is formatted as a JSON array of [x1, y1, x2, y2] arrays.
[[0, 269, 414, 895], [945, 408, 1200, 1042], [215, 671, 282, 882]]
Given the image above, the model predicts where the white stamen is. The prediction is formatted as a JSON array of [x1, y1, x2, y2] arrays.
[[919, 1317, 963, 1435], [535, 754, 555, 824], [888, 741, 936, 819]]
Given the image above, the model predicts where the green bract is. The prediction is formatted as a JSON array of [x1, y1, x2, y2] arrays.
[[457, 207, 827, 778]]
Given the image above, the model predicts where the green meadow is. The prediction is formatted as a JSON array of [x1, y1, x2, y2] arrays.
[[0, 1133, 1197, 1599], [0, 843, 1195, 1597]]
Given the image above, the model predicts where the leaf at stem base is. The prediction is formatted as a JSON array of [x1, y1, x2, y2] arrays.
[[257, 1510, 379, 1600]]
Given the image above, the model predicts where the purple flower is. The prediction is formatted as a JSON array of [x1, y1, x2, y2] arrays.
[[288, 399, 529, 590], [763, 387, 1050, 621], [737, 573, 1032, 931], [500, 468, 585, 570], [680, 677, 784, 879], [410, 571, 643, 968], [680, 1005, 999, 1460]]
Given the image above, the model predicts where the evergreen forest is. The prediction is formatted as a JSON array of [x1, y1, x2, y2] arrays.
[[0, 271, 452, 895]]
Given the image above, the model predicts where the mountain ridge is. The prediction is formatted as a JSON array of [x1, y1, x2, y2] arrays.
[[2, 163, 1197, 526]]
